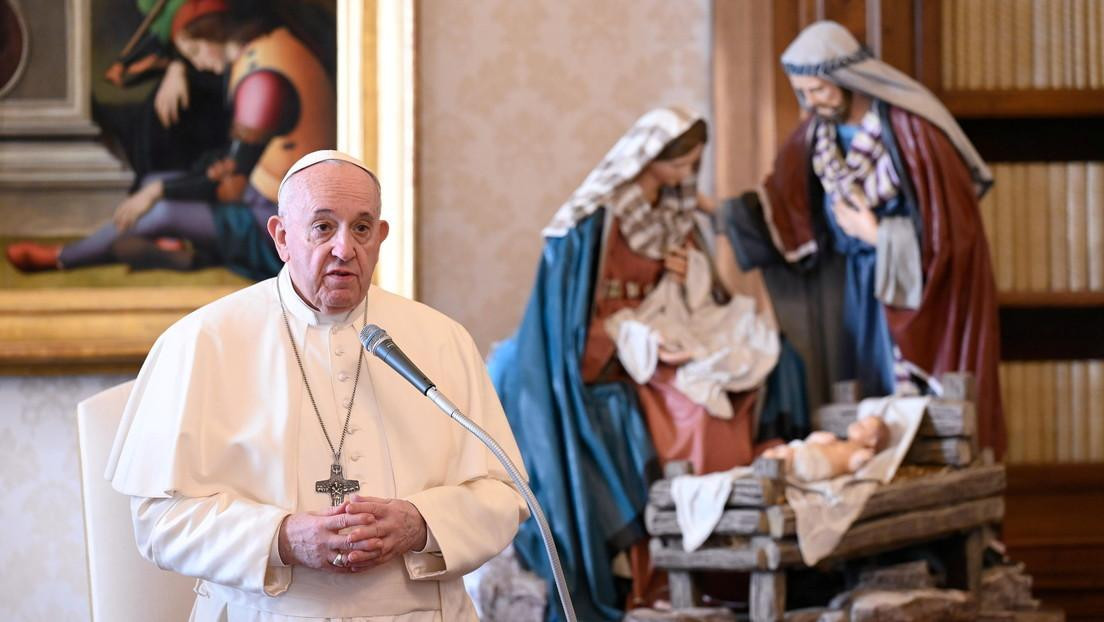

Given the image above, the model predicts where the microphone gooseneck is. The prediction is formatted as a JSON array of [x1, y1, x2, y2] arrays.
[[357, 324, 578, 622]]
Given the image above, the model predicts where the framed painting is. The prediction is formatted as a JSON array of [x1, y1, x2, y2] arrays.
[[0, 0, 413, 374]]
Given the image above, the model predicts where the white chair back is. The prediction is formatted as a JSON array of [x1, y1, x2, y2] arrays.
[[77, 380, 196, 621]]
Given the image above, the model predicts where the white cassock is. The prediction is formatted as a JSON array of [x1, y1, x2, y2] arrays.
[[107, 267, 529, 621]]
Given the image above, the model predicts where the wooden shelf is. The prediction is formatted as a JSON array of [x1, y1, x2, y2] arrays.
[[1003, 463, 1104, 621], [998, 291, 1104, 308], [941, 89, 1104, 118], [960, 117, 1104, 161], [1000, 305, 1104, 360]]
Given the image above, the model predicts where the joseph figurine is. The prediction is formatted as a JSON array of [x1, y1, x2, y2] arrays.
[[718, 21, 1006, 457]]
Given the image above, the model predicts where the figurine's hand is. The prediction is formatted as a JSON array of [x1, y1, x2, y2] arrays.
[[655, 333, 693, 365], [696, 193, 717, 214], [762, 444, 794, 460], [154, 60, 189, 128], [664, 245, 689, 284], [657, 348, 693, 365], [847, 447, 875, 472], [832, 198, 878, 246], [113, 180, 163, 231], [806, 431, 838, 445]]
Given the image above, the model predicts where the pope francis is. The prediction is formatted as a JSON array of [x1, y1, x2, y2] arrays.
[[106, 150, 529, 621]]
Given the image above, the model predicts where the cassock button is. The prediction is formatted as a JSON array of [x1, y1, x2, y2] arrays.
[[348, 424, 359, 433], [342, 398, 352, 409], [335, 347, 345, 356], [338, 372, 350, 382], [350, 453, 362, 462]]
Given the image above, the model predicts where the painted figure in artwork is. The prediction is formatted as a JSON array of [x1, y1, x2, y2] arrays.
[[7, 0, 336, 281], [715, 21, 1006, 457], [489, 107, 792, 620], [95, 0, 231, 192]]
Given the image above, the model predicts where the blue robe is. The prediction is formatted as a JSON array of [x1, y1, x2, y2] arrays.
[[823, 124, 898, 397], [487, 211, 654, 622]]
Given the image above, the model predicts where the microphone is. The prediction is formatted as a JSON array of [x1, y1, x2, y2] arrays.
[[356, 323, 578, 622], [359, 324, 435, 395]]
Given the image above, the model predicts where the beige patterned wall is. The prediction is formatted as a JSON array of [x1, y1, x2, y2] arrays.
[[0, 374, 130, 622], [416, 0, 712, 353]]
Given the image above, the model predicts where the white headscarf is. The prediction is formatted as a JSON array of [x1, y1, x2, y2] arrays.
[[542, 107, 703, 251], [781, 21, 991, 196]]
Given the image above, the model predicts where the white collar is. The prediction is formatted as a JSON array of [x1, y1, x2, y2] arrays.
[[277, 266, 368, 328]]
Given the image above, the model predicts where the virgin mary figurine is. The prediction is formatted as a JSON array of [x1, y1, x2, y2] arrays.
[[490, 107, 789, 620]]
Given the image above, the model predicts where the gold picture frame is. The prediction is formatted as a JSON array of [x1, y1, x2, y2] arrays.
[[0, 0, 414, 374], [0, 286, 239, 374]]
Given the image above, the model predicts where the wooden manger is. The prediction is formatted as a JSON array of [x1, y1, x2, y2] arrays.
[[644, 374, 1011, 622]]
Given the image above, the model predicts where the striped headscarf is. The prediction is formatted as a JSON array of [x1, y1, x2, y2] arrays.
[[811, 109, 901, 210]]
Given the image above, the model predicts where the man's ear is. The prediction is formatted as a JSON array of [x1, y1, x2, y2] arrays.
[[267, 214, 291, 262]]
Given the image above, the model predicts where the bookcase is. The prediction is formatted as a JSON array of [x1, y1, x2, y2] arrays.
[[747, 0, 1104, 618]]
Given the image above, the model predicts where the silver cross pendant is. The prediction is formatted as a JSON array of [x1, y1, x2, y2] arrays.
[[315, 463, 360, 506]]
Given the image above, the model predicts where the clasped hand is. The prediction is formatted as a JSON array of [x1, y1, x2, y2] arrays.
[[663, 244, 689, 284], [831, 196, 879, 246], [277, 495, 429, 574]]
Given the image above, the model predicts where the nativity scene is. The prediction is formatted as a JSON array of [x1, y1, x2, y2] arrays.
[[0, 1, 1099, 621]]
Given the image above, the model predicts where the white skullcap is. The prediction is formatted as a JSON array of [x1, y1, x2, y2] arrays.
[[277, 149, 378, 199]]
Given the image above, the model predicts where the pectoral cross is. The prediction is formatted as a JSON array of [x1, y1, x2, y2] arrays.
[[316, 463, 360, 506]]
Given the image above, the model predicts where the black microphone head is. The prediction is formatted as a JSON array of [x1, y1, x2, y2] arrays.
[[359, 324, 390, 354]]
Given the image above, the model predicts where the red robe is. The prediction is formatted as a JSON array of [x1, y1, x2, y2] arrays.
[[761, 106, 1006, 458]]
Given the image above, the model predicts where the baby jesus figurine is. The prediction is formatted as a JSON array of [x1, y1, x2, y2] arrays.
[[763, 416, 890, 482]]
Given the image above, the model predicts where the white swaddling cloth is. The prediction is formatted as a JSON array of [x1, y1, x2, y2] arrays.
[[670, 466, 754, 552], [605, 248, 779, 419], [786, 396, 930, 565]]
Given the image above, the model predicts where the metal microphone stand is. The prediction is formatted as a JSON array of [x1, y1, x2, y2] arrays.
[[423, 386, 578, 622], [360, 325, 576, 621]]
